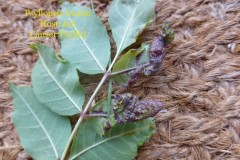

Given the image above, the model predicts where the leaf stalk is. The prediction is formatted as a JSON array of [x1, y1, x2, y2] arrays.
[[110, 63, 150, 76], [85, 113, 108, 117]]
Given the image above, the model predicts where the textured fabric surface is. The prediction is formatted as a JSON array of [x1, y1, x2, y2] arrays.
[[0, 0, 240, 159]]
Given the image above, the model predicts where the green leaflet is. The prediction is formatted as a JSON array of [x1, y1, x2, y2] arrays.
[[90, 98, 112, 115], [105, 93, 162, 131], [112, 43, 150, 85], [10, 84, 71, 160], [58, 2, 111, 74], [112, 48, 143, 85], [77, 71, 103, 85], [89, 98, 111, 136], [109, 0, 155, 55], [161, 21, 175, 45], [89, 117, 107, 137], [70, 118, 155, 160], [31, 43, 85, 116], [137, 43, 150, 65]]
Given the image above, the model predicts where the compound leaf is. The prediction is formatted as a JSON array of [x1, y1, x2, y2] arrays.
[[10, 84, 71, 160]]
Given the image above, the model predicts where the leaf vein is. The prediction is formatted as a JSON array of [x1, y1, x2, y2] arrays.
[[38, 49, 81, 112], [12, 88, 59, 159], [66, 16, 105, 72]]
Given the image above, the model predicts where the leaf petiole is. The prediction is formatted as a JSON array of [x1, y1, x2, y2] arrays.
[[108, 59, 113, 107], [110, 63, 150, 76], [85, 113, 108, 118]]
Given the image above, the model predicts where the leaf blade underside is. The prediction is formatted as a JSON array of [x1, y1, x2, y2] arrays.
[[70, 118, 155, 160], [58, 2, 111, 74], [109, 0, 155, 55], [31, 43, 85, 116], [10, 85, 71, 160], [112, 48, 143, 85]]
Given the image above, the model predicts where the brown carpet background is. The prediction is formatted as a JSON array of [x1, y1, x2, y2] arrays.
[[0, 0, 240, 159]]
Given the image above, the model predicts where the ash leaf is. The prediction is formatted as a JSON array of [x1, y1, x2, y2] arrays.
[[112, 48, 145, 86], [105, 93, 162, 130], [58, 2, 111, 74], [89, 98, 112, 116], [70, 118, 155, 160], [161, 21, 175, 45], [113, 22, 174, 87], [88, 98, 111, 136], [126, 36, 166, 86]]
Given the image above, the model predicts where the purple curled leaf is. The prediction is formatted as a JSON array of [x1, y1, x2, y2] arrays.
[[124, 99, 163, 121], [125, 36, 166, 86], [143, 36, 167, 76], [105, 93, 162, 130], [124, 22, 174, 87], [149, 36, 166, 64]]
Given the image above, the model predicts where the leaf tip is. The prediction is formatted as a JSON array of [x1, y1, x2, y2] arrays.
[[8, 83, 16, 92], [161, 21, 175, 45], [55, 53, 69, 64], [29, 43, 40, 51]]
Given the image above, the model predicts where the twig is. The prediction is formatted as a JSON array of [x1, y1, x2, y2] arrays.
[[85, 113, 108, 117], [61, 73, 109, 160], [108, 77, 113, 106], [108, 59, 113, 106]]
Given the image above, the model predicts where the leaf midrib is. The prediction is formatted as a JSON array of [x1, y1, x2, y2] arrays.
[[70, 125, 148, 160], [66, 15, 105, 72], [38, 50, 81, 112], [115, 1, 139, 55], [12, 88, 59, 159]]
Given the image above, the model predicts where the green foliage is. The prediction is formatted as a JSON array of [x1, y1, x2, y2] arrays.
[[90, 98, 112, 115], [58, 2, 111, 74], [89, 117, 107, 136], [104, 93, 162, 130], [70, 118, 155, 160], [113, 48, 143, 85], [137, 43, 150, 64], [161, 21, 175, 45], [10, 84, 71, 160], [109, 0, 155, 54], [31, 43, 85, 116], [89, 98, 111, 136], [9, 0, 167, 160], [112, 43, 150, 86]]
